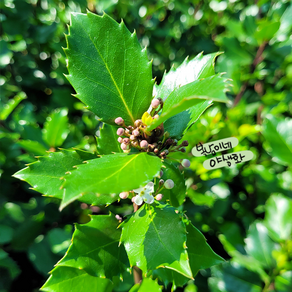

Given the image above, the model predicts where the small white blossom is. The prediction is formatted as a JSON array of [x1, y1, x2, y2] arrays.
[[133, 182, 155, 205]]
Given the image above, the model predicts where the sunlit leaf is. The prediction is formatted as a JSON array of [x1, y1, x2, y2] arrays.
[[65, 12, 154, 125]]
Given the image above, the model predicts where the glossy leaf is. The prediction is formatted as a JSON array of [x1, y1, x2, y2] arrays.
[[13, 149, 97, 200], [209, 263, 262, 292], [262, 115, 292, 166], [244, 221, 277, 268], [161, 160, 186, 207], [60, 152, 162, 210], [96, 123, 123, 154], [147, 74, 230, 132], [155, 52, 222, 101], [154, 52, 224, 138], [186, 222, 224, 275], [65, 12, 154, 125], [57, 214, 128, 279], [41, 266, 114, 292], [43, 108, 70, 148], [264, 193, 292, 242], [120, 203, 193, 279]]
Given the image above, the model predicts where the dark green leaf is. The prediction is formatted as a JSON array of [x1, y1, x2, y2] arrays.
[[41, 266, 114, 292], [120, 203, 193, 279], [186, 222, 224, 276], [10, 212, 44, 251], [57, 214, 128, 279], [262, 115, 292, 166], [160, 160, 186, 207], [264, 193, 292, 242], [96, 123, 123, 154], [209, 263, 262, 292], [60, 153, 162, 210], [0, 224, 14, 244], [152, 268, 189, 290], [43, 108, 70, 148], [65, 12, 153, 125], [0, 249, 21, 280]]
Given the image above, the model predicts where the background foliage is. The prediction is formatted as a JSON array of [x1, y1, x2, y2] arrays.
[[0, 0, 291, 291]]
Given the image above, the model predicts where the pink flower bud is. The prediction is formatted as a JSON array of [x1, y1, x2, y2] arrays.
[[181, 159, 191, 168], [151, 98, 160, 108], [133, 129, 140, 137], [115, 117, 124, 125], [119, 192, 129, 199], [115, 214, 122, 221], [121, 143, 129, 150], [117, 128, 125, 136], [134, 119, 142, 127], [123, 138, 130, 144], [118, 137, 123, 143], [130, 135, 135, 141], [140, 140, 148, 149], [156, 194, 163, 201], [164, 179, 174, 189]]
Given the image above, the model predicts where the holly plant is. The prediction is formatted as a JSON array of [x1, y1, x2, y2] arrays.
[[13, 12, 231, 292]]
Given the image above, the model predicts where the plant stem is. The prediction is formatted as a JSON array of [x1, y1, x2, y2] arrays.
[[233, 41, 268, 107], [133, 202, 143, 284]]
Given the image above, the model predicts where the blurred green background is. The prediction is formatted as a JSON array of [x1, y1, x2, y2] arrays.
[[0, 0, 292, 291]]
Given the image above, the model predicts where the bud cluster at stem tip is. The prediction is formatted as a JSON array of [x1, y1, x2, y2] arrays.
[[114, 101, 189, 159]]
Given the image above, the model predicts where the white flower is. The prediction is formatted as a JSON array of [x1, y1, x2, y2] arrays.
[[133, 182, 155, 205]]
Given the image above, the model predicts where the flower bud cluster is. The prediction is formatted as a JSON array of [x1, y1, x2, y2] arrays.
[[114, 97, 189, 159]]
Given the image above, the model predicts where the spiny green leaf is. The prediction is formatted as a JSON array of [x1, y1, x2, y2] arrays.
[[148, 74, 231, 132], [120, 203, 193, 279], [65, 12, 154, 126], [43, 108, 69, 148], [186, 222, 224, 276], [155, 52, 222, 139], [160, 160, 186, 207], [60, 153, 162, 210], [41, 266, 114, 292], [155, 52, 222, 101], [57, 214, 128, 279], [13, 149, 97, 200], [96, 123, 123, 154]]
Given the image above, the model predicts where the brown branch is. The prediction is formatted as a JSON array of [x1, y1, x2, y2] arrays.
[[133, 202, 143, 284], [233, 41, 268, 107]]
